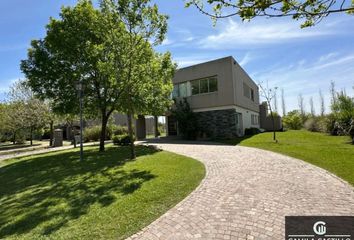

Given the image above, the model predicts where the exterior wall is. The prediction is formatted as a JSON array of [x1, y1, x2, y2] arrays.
[[173, 57, 235, 109], [195, 109, 238, 139], [194, 106, 259, 137], [232, 60, 260, 112], [259, 102, 282, 131], [172, 56, 261, 138]]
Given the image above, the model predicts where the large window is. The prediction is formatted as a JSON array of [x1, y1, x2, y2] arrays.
[[191, 76, 218, 96], [172, 76, 218, 99], [251, 114, 259, 125]]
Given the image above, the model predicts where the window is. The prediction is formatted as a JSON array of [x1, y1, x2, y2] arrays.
[[209, 77, 218, 92], [172, 85, 179, 98], [243, 82, 255, 102], [179, 82, 188, 97], [251, 114, 259, 125], [243, 83, 250, 98], [191, 80, 200, 95], [191, 76, 218, 96], [200, 79, 209, 94]]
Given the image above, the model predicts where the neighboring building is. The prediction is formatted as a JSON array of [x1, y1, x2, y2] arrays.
[[168, 56, 260, 138]]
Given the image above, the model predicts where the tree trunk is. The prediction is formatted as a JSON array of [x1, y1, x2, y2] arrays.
[[99, 114, 109, 152], [127, 113, 136, 159], [30, 127, 33, 146], [13, 132, 16, 145], [49, 120, 54, 147], [154, 116, 159, 138], [270, 111, 276, 142]]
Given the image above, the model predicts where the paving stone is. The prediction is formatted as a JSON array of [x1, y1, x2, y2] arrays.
[[128, 140, 354, 239]]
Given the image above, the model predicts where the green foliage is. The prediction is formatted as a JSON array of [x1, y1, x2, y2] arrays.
[[282, 110, 303, 130], [21, 0, 175, 153], [112, 134, 135, 146], [109, 125, 129, 138], [186, 0, 354, 27], [83, 125, 102, 142], [330, 91, 354, 138], [304, 117, 321, 132], [171, 99, 199, 140]]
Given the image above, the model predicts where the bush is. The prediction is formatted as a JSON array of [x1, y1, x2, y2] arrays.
[[83, 125, 101, 142], [244, 127, 260, 135], [112, 134, 135, 146], [282, 110, 303, 130], [304, 118, 320, 132], [110, 125, 129, 137], [171, 99, 199, 140]]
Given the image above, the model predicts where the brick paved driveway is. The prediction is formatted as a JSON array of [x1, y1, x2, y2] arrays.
[[128, 141, 354, 240]]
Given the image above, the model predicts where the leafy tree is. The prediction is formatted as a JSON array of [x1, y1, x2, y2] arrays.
[[282, 110, 303, 130], [7, 80, 48, 145], [1, 102, 26, 144], [331, 91, 354, 140], [21, 1, 127, 151], [102, 0, 174, 159], [185, 0, 354, 27], [319, 89, 325, 116]]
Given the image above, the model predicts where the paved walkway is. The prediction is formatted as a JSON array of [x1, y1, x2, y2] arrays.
[[128, 140, 354, 240], [0, 141, 112, 162]]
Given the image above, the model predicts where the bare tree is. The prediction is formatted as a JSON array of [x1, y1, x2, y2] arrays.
[[309, 97, 315, 116], [281, 88, 286, 116], [298, 93, 305, 116], [330, 81, 336, 106], [273, 89, 278, 113], [259, 81, 278, 142], [319, 89, 325, 116]]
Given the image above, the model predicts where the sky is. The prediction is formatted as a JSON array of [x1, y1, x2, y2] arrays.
[[1, 0, 354, 114]]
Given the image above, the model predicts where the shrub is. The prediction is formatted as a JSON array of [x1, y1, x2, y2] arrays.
[[282, 110, 303, 130], [83, 125, 101, 142], [244, 127, 260, 135], [111, 125, 129, 136], [171, 99, 199, 140], [112, 134, 135, 146], [304, 118, 320, 132]]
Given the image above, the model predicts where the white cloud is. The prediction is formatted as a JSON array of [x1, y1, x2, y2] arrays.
[[253, 53, 354, 113], [199, 19, 334, 49], [238, 53, 253, 67]]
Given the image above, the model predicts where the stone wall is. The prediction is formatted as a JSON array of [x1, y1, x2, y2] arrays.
[[196, 109, 238, 139]]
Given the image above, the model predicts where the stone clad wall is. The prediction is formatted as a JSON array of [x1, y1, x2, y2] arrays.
[[196, 109, 238, 139]]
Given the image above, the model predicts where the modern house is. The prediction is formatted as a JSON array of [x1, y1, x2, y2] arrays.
[[168, 56, 260, 138]]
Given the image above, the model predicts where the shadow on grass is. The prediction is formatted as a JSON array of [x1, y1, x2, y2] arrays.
[[0, 145, 158, 238]]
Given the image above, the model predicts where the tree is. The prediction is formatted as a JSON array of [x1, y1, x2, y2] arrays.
[[281, 88, 286, 116], [102, 0, 173, 159], [319, 89, 325, 116], [309, 96, 315, 116], [186, 0, 354, 27], [282, 110, 303, 130], [259, 81, 278, 142], [21, 1, 127, 152], [171, 99, 199, 140], [8, 80, 48, 145], [298, 93, 305, 117], [0, 102, 26, 144], [273, 88, 278, 113]]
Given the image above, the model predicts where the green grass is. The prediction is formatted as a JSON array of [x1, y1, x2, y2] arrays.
[[222, 130, 354, 185], [0, 144, 205, 240]]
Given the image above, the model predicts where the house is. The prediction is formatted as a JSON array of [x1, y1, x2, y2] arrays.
[[167, 56, 260, 138]]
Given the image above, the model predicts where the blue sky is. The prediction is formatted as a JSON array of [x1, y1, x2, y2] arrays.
[[1, 0, 354, 114]]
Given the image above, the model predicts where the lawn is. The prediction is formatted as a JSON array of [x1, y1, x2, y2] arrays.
[[222, 130, 354, 186], [0, 144, 205, 240]]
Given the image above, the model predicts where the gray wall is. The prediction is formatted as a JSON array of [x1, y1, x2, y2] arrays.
[[232, 60, 260, 112], [173, 56, 259, 113], [173, 57, 235, 109]]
